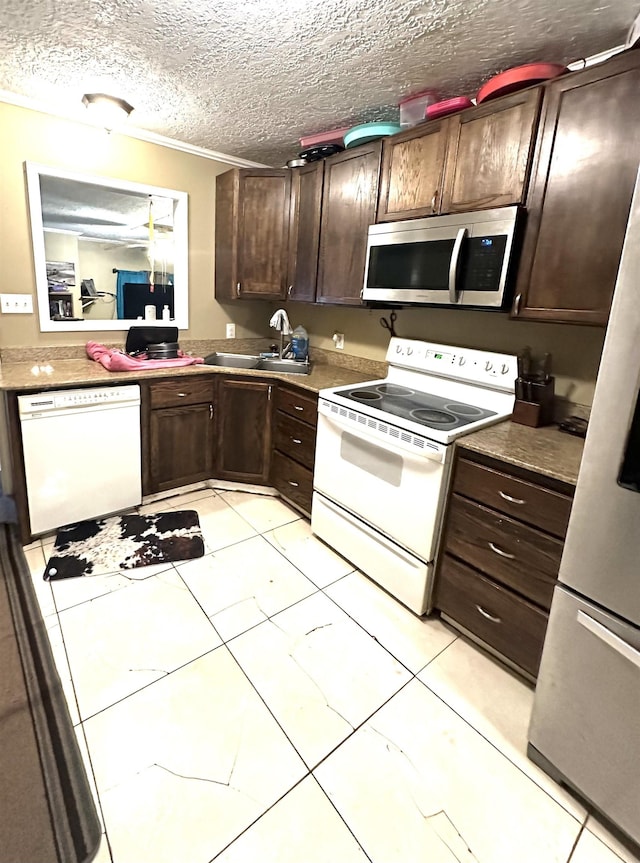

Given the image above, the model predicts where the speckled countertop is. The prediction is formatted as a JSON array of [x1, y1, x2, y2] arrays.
[[0, 356, 379, 395], [457, 420, 585, 486]]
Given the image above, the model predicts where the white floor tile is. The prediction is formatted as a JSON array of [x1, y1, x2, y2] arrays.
[[264, 519, 355, 588], [315, 679, 582, 863], [585, 816, 640, 863], [51, 562, 175, 613], [187, 494, 257, 552], [166, 487, 217, 507], [84, 648, 306, 863], [23, 544, 57, 619], [228, 592, 411, 768], [177, 535, 317, 641], [418, 636, 587, 819], [572, 829, 640, 863], [326, 571, 458, 673], [74, 724, 105, 832], [45, 621, 80, 725], [59, 569, 221, 719], [215, 776, 369, 862], [92, 835, 112, 863], [219, 489, 299, 532]]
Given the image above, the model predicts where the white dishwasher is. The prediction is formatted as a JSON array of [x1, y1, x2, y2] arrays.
[[18, 385, 142, 535]]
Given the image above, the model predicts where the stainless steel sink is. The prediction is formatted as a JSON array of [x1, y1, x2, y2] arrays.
[[203, 352, 311, 375], [204, 352, 261, 369]]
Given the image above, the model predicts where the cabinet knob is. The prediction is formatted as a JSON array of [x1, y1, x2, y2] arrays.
[[236, 282, 242, 297], [294, 405, 304, 411], [431, 189, 439, 211], [291, 438, 302, 444], [498, 490, 525, 505], [177, 392, 187, 398], [475, 604, 502, 624], [209, 404, 214, 419], [513, 293, 522, 315], [288, 285, 293, 297], [488, 541, 516, 560], [288, 480, 299, 487]]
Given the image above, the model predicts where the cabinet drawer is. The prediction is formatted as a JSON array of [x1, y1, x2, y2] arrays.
[[454, 457, 572, 538], [275, 386, 318, 426], [435, 554, 549, 679], [149, 378, 215, 409], [274, 411, 317, 470], [445, 494, 561, 607], [271, 450, 313, 514]]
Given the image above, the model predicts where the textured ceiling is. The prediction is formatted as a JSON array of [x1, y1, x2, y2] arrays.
[[0, 0, 637, 166]]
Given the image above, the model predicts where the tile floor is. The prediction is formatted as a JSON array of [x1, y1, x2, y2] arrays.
[[23, 486, 640, 863]]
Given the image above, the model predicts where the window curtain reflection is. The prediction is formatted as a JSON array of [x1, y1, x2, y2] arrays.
[[116, 270, 149, 318]]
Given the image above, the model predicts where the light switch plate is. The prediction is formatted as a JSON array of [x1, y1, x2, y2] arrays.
[[226, 323, 236, 339], [1, 293, 33, 314]]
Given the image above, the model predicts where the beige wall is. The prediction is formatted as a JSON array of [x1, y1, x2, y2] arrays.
[[1, 100, 604, 404], [0, 100, 268, 347]]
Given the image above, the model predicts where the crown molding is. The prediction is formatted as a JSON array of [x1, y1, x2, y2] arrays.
[[0, 89, 267, 169]]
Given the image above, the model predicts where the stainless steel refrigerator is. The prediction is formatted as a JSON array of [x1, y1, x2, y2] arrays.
[[528, 168, 640, 852]]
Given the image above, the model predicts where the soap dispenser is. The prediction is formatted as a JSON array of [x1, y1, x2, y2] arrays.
[[162, 305, 171, 321], [291, 325, 309, 362]]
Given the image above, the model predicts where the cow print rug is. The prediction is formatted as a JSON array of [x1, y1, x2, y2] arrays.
[[43, 510, 205, 580]]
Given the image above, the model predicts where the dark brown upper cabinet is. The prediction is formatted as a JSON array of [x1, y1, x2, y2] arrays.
[[512, 51, 640, 326], [377, 89, 541, 222], [286, 161, 324, 302], [316, 142, 382, 305], [377, 119, 449, 221], [215, 168, 291, 301], [440, 88, 541, 213]]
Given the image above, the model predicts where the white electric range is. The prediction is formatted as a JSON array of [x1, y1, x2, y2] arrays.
[[311, 337, 517, 615]]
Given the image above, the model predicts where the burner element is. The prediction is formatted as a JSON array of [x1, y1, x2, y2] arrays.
[[444, 402, 484, 417], [376, 384, 415, 397], [411, 408, 457, 425], [350, 390, 382, 401]]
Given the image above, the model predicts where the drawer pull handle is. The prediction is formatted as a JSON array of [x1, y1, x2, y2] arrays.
[[292, 438, 302, 444], [489, 541, 516, 560], [294, 405, 304, 411], [498, 490, 525, 505], [177, 392, 187, 398], [288, 480, 299, 487], [476, 604, 502, 624]]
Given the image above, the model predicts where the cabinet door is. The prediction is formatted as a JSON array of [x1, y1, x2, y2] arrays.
[[441, 88, 541, 213], [216, 378, 273, 483], [287, 161, 324, 302], [149, 403, 214, 493], [512, 53, 640, 325], [237, 170, 291, 299], [215, 169, 291, 301], [316, 142, 382, 305], [377, 120, 449, 221]]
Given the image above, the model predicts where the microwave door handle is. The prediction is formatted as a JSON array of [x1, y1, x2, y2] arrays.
[[448, 227, 467, 303]]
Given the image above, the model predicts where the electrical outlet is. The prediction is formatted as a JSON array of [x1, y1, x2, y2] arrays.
[[226, 323, 236, 339], [1, 293, 33, 314], [333, 332, 344, 350]]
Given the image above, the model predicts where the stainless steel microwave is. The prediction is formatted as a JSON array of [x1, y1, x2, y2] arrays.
[[363, 206, 522, 309]]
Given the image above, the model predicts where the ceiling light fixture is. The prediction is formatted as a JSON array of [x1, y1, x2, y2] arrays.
[[81, 93, 134, 131]]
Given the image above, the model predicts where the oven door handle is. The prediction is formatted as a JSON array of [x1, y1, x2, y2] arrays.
[[448, 227, 467, 304], [318, 407, 447, 464]]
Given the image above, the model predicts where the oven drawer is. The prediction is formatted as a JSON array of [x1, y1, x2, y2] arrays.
[[271, 450, 313, 514], [274, 411, 317, 470], [275, 386, 318, 426], [149, 378, 216, 409], [454, 457, 572, 538], [436, 554, 548, 678], [444, 494, 561, 608]]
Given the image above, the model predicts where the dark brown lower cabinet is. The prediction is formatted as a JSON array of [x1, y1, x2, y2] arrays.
[[216, 378, 273, 484], [270, 385, 318, 515], [146, 378, 216, 494], [433, 449, 574, 680]]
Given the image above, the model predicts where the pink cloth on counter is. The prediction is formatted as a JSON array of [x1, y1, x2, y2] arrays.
[[86, 341, 204, 371]]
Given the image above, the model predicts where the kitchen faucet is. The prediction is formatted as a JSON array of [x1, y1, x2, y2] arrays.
[[269, 309, 292, 359]]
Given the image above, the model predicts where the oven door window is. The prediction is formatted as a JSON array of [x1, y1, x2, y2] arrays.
[[340, 431, 402, 487]]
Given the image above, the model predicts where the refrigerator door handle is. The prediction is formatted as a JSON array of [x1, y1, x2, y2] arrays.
[[577, 610, 640, 670]]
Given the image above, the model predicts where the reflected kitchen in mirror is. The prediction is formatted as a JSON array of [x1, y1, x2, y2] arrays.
[[25, 163, 189, 332]]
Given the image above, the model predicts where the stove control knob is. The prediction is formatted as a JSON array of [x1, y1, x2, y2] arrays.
[[407, 347, 413, 356], [458, 356, 466, 366], [501, 363, 510, 375], [396, 344, 403, 354], [484, 361, 494, 372]]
